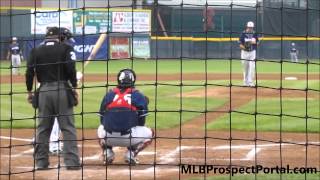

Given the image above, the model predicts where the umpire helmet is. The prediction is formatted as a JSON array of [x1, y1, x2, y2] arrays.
[[45, 27, 60, 37], [117, 69, 136, 88], [46, 27, 74, 42]]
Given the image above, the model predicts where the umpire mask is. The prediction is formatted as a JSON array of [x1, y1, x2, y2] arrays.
[[117, 69, 136, 88]]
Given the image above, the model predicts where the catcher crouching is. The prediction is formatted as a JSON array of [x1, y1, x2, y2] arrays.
[[97, 69, 154, 165]]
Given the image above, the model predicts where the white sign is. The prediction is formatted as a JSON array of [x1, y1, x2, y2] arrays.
[[31, 10, 73, 34], [112, 12, 150, 33]]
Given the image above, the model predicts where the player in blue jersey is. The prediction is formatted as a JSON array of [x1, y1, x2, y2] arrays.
[[239, 21, 259, 87], [290, 42, 299, 62], [97, 69, 154, 165], [7, 37, 23, 75]]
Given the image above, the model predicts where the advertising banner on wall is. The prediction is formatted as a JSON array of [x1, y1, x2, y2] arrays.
[[73, 10, 112, 35], [73, 35, 108, 60], [31, 10, 73, 34], [112, 11, 151, 33], [25, 35, 108, 60], [132, 36, 150, 58], [109, 37, 130, 59]]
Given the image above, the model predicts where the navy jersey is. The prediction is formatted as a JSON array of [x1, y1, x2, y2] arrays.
[[239, 31, 259, 51], [290, 47, 298, 53], [99, 87, 148, 132], [9, 43, 21, 55]]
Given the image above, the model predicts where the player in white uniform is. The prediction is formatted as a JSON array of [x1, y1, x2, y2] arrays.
[[290, 42, 299, 62], [7, 37, 23, 75], [239, 21, 259, 87]]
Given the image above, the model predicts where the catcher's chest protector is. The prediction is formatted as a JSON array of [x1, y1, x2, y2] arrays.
[[107, 88, 137, 110]]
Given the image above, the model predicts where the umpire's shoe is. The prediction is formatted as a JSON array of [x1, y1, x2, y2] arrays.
[[36, 162, 49, 170], [104, 148, 115, 165], [66, 164, 81, 170]]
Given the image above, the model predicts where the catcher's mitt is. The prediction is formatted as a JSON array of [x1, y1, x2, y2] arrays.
[[244, 41, 252, 51], [144, 95, 149, 105]]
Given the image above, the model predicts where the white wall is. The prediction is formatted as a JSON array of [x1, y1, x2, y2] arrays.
[[41, 0, 141, 8]]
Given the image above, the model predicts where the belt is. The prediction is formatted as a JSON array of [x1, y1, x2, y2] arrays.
[[243, 49, 255, 52], [41, 81, 68, 86], [107, 129, 131, 136]]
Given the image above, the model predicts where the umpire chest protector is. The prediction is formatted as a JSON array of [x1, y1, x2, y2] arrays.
[[103, 87, 139, 132], [107, 88, 137, 110]]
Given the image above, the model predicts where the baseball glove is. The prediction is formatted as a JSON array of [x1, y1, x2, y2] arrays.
[[144, 95, 149, 105], [244, 41, 252, 51]]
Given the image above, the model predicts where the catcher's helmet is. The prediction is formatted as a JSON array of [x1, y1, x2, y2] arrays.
[[117, 69, 136, 88]]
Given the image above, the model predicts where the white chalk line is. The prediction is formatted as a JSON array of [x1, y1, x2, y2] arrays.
[[81, 153, 101, 161], [245, 147, 261, 160], [3, 135, 320, 173], [0, 136, 33, 142], [159, 146, 188, 164]]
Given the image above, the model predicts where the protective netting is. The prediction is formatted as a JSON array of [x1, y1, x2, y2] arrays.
[[0, 0, 319, 179]]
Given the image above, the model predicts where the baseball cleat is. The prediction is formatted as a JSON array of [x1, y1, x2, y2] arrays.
[[125, 150, 139, 166], [104, 148, 115, 165]]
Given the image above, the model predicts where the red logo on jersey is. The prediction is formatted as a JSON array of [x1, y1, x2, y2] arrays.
[[107, 88, 137, 110]]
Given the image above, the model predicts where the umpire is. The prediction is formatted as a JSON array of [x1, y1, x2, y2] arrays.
[[26, 27, 80, 170]]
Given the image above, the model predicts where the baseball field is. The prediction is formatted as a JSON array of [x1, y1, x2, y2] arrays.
[[0, 59, 319, 179]]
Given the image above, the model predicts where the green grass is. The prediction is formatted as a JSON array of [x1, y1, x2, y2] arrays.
[[0, 59, 319, 75], [189, 173, 320, 180], [0, 83, 226, 129], [207, 98, 320, 133], [0, 59, 319, 132]]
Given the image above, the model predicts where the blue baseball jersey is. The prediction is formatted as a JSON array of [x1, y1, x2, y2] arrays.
[[99, 87, 148, 132], [9, 43, 21, 55], [290, 47, 298, 53], [239, 31, 259, 51]]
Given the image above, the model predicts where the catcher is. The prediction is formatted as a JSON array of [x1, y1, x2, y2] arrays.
[[239, 21, 259, 87], [97, 69, 154, 165]]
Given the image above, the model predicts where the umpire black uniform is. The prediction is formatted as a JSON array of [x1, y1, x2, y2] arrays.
[[26, 27, 80, 170]]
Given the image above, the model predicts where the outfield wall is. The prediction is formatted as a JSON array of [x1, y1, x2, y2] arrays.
[[0, 6, 319, 60], [1, 36, 319, 60], [150, 38, 320, 60]]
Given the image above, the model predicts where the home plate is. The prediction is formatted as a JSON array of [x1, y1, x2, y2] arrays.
[[285, 77, 297, 80]]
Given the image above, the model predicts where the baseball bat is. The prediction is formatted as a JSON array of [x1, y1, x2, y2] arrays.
[[84, 33, 107, 68]]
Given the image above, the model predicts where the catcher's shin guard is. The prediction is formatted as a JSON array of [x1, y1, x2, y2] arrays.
[[133, 128, 154, 157]]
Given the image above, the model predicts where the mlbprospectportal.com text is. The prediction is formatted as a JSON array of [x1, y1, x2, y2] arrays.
[[181, 164, 318, 176]]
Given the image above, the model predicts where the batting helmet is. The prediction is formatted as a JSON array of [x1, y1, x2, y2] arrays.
[[60, 27, 75, 43], [117, 69, 136, 88]]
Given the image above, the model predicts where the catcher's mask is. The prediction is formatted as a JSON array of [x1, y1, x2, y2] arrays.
[[117, 69, 136, 88]]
